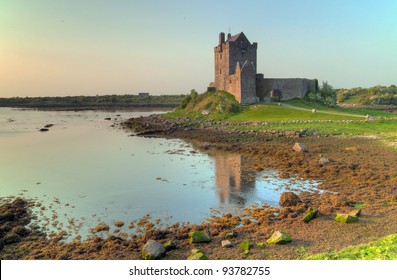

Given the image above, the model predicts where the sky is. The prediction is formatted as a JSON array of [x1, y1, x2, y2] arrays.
[[0, 0, 396, 97]]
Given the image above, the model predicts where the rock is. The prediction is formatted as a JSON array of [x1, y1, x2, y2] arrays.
[[11, 226, 30, 237], [142, 240, 166, 260], [267, 230, 292, 245], [349, 208, 361, 217], [239, 240, 253, 254], [187, 249, 208, 260], [188, 231, 211, 244], [334, 213, 358, 223], [279, 192, 302, 207], [225, 231, 236, 238], [221, 240, 232, 248], [39, 128, 49, 132], [3, 233, 21, 245], [257, 243, 265, 248], [292, 142, 308, 153], [312, 109, 317, 113], [163, 240, 177, 251], [104, 117, 111, 120], [302, 207, 318, 223], [319, 157, 330, 165], [201, 110, 210, 115], [44, 124, 54, 128]]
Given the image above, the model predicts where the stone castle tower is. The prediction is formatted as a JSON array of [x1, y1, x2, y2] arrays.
[[210, 32, 317, 104], [209, 32, 258, 104]]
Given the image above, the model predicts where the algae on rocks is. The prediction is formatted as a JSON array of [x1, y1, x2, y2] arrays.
[[303, 207, 318, 223], [267, 230, 292, 245], [163, 240, 177, 251], [239, 240, 254, 254], [188, 231, 211, 244], [335, 213, 358, 223], [187, 248, 208, 260]]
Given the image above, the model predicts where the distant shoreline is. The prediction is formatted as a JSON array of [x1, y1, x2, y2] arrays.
[[0, 103, 178, 111]]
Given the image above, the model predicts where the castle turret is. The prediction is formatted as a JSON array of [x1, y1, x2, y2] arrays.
[[219, 32, 225, 45]]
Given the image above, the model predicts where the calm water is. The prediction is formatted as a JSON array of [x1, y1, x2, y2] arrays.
[[0, 107, 319, 237]]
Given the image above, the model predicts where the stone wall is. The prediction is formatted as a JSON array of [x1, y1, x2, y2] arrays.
[[256, 77, 317, 101]]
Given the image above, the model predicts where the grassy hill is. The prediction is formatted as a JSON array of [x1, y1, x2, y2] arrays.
[[337, 85, 397, 105]]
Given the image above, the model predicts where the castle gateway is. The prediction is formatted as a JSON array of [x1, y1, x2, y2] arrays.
[[209, 32, 317, 104]]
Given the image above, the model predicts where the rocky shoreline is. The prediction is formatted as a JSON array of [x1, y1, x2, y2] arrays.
[[1, 113, 397, 260]]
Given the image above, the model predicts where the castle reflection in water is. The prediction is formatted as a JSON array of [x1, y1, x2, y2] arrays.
[[213, 154, 257, 206]]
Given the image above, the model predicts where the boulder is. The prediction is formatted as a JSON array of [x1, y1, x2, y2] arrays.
[[302, 207, 318, 223], [163, 240, 177, 251], [335, 213, 358, 223], [279, 192, 302, 207], [225, 231, 236, 238], [142, 240, 166, 260], [221, 240, 232, 248], [319, 157, 330, 165], [187, 249, 208, 260], [292, 142, 308, 153], [239, 240, 253, 254], [267, 230, 292, 245], [188, 231, 211, 244]]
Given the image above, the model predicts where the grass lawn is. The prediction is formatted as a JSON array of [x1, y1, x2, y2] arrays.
[[227, 104, 363, 122], [307, 234, 397, 260]]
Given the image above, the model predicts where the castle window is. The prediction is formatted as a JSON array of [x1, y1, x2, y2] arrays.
[[219, 69, 221, 74], [242, 51, 245, 57], [229, 79, 232, 84]]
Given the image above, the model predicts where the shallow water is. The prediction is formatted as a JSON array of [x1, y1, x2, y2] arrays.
[[0, 108, 319, 237]]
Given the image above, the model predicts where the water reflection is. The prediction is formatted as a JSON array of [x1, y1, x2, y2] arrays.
[[213, 154, 256, 206]]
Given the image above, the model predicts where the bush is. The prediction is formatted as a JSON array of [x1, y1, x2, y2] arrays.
[[306, 81, 336, 107]]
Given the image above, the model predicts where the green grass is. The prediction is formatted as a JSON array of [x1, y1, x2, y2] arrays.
[[286, 98, 396, 117], [227, 104, 363, 122], [223, 119, 397, 137], [307, 234, 397, 260]]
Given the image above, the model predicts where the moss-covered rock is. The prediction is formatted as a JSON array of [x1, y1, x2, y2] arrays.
[[142, 240, 166, 260], [335, 213, 358, 223], [257, 243, 265, 248], [303, 207, 318, 223], [239, 240, 254, 254], [349, 208, 361, 217], [187, 248, 208, 260], [267, 230, 292, 245], [163, 240, 177, 251], [188, 231, 211, 244]]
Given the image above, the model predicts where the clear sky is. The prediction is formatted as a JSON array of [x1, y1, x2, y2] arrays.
[[1, 0, 396, 97]]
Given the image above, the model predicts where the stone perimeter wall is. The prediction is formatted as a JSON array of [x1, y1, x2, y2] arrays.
[[256, 77, 317, 101]]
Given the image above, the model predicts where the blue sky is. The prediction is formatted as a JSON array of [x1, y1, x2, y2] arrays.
[[1, 0, 396, 97]]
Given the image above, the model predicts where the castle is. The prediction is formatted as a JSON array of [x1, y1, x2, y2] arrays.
[[209, 32, 317, 104]]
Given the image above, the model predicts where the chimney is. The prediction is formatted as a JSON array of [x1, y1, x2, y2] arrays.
[[219, 32, 225, 45], [227, 33, 231, 40]]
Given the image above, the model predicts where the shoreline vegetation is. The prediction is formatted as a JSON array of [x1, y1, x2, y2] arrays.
[[1, 88, 397, 260]]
